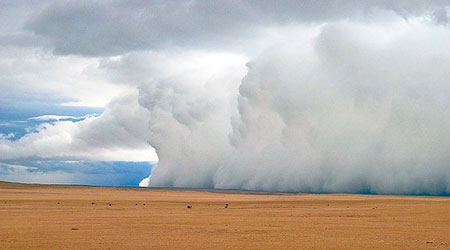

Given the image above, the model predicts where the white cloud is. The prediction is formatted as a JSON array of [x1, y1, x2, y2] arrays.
[[139, 177, 150, 187], [142, 18, 450, 195], [0, 46, 131, 107], [29, 114, 98, 121], [0, 90, 157, 162]]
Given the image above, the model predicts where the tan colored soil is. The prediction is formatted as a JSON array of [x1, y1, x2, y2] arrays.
[[0, 181, 449, 249]]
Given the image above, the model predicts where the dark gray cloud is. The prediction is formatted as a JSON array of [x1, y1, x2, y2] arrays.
[[0, 1, 49, 48], [23, 0, 450, 56]]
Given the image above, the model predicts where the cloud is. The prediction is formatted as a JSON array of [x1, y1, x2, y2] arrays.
[[23, 0, 450, 56], [139, 177, 150, 187], [0, 90, 157, 162], [29, 114, 98, 121], [0, 132, 15, 140], [134, 51, 247, 187], [0, 46, 130, 108], [141, 17, 450, 195]]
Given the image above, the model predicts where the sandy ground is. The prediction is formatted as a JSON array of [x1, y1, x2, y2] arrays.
[[0, 181, 449, 250]]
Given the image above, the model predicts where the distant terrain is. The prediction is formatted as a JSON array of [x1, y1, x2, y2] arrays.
[[0, 181, 449, 249]]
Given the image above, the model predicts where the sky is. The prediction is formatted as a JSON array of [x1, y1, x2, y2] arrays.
[[1, 1, 450, 194]]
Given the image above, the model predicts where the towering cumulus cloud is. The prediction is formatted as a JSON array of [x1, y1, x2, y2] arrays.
[[142, 19, 450, 195]]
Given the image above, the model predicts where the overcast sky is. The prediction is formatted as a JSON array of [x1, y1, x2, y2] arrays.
[[1, 1, 450, 193]]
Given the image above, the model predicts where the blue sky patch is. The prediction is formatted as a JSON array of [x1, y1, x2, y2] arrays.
[[0, 160, 154, 187]]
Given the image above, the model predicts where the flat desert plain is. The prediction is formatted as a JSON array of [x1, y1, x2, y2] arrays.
[[0, 181, 449, 249]]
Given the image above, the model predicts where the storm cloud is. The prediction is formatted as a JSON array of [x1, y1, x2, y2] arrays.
[[24, 0, 450, 56], [2, 1, 450, 193]]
